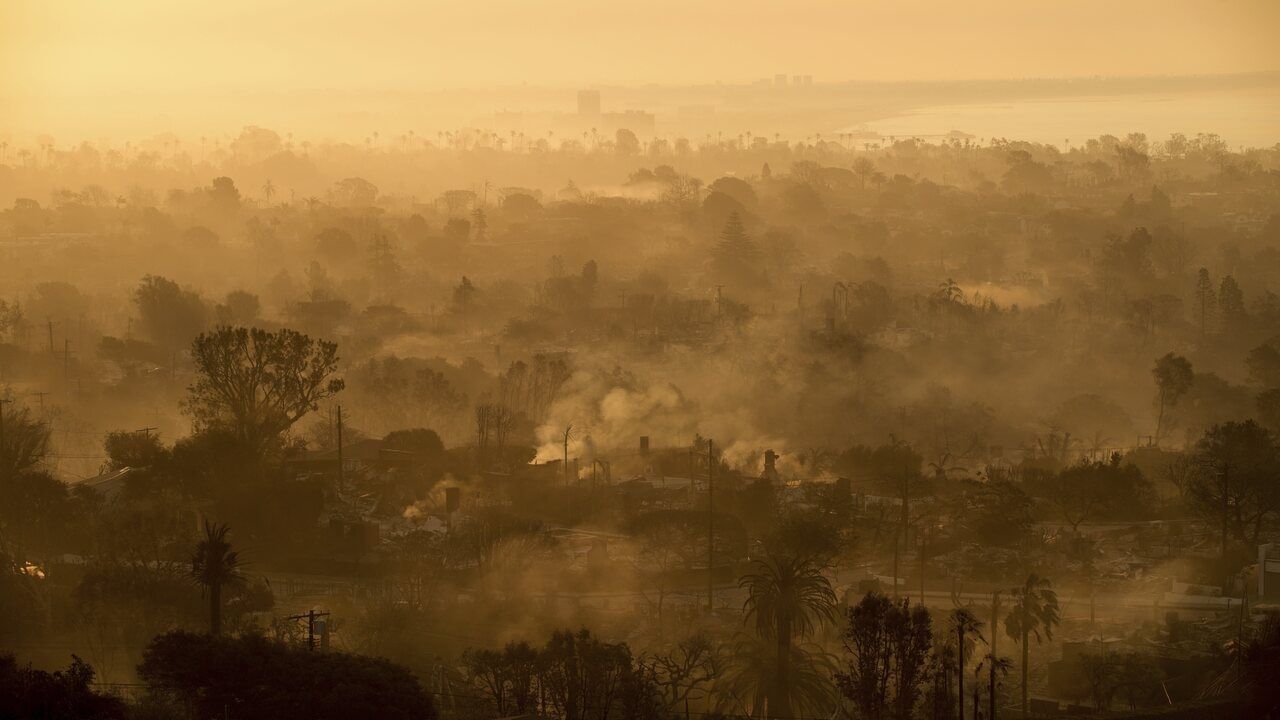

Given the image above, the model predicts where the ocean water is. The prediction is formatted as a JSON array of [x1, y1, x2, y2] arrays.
[[850, 89, 1280, 149]]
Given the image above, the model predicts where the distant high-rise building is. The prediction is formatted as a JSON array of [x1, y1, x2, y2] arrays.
[[577, 89, 601, 116], [792, 75, 803, 86], [774, 74, 788, 88], [803, 75, 813, 86]]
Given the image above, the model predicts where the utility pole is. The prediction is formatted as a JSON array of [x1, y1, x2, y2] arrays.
[[1090, 570, 1098, 629], [990, 591, 1001, 720], [46, 320, 54, 355], [707, 438, 714, 613], [1236, 576, 1247, 681], [893, 531, 900, 599], [31, 391, 48, 416], [898, 453, 911, 601], [63, 339, 75, 396], [798, 282, 805, 330], [0, 397, 9, 483], [919, 527, 927, 601], [562, 424, 573, 485], [336, 405, 344, 490], [287, 609, 331, 651]]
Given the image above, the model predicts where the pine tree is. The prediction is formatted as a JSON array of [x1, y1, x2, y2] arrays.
[[1194, 268, 1216, 339], [368, 235, 402, 290], [453, 276, 477, 314], [1153, 352, 1194, 445], [1149, 185, 1171, 217], [713, 212, 760, 281], [1118, 194, 1138, 218], [1218, 275, 1246, 336]]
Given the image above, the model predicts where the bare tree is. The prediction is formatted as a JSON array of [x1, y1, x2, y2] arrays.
[[0, 403, 50, 479]]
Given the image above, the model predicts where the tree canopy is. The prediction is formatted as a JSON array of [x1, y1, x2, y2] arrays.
[[185, 326, 344, 456], [139, 631, 436, 720]]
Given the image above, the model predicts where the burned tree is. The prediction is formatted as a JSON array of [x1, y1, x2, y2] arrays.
[[0, 403, 50, 480], [1188, 420, 1280, 566]]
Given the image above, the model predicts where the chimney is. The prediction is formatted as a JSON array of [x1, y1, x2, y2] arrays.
[[763, 449, 779, 483]]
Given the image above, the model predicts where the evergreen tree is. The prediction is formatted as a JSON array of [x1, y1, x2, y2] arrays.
[[1149, 185, 1171, 217], [1194, 268, 1217, 339], [368, 235, 402, 292], [713, 212, 760, 282], [452, 276, 478, 314], [1218, 275, 1246, 336], [1152, 352, 1194, 445]]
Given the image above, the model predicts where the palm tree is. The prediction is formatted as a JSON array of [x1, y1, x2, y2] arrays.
[[190, 521, 244, 636], [1086, 430, 1114, 462], [740, 552, 837, 719], [724, 635, 835, 718], [950, 608, 985, 720], [1003, 574, 1060, 716], [977, 653, 1013, 720], [560, 423, 574, 483]]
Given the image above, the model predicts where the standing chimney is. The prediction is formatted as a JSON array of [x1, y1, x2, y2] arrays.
[[763, 449, 779, 483]]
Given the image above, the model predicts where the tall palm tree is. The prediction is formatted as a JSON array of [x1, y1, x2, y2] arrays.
[[723, 635, 835, 719], [950, 608, 985, 720], [1003, 574, 1060, 716], [977, 653, 1013, 720], [190, 521, 244, 636], [740, 552, 837, 719]]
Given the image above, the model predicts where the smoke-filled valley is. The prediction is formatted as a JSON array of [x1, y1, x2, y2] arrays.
[[4, 3, 1280, 718]]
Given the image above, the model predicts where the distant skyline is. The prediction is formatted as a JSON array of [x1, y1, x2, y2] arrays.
[[3, 0, 1279, 144], [4, 0, 1278, 94]]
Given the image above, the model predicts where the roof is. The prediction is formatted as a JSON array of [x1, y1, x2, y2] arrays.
[[78, 466, 133, 499]]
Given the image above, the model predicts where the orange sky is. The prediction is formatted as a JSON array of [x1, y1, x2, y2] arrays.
[[2, 0, 1278, 141], [4, 0, 1278, 92]]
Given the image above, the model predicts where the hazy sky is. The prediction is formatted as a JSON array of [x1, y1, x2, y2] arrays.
[[2, 0, 1278, 143], [4, 0, 1278, 95]]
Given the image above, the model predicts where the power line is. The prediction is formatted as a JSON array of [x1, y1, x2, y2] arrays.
[[285, 609, 331, 651]]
